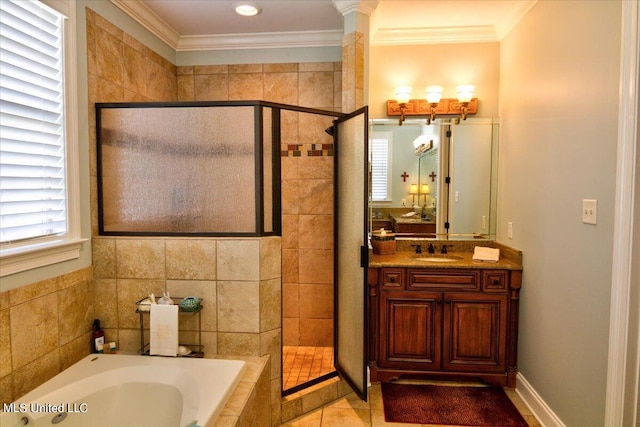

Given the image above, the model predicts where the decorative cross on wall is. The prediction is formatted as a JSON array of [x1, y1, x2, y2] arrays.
[[401, 172, 409, 182], [429, 171, 437, 182]]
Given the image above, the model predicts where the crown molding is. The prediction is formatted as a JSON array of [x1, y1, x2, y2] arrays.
[[494, 0, 538, 40], [332, 0, 380, 17], [372, 25, 497, 46], [110, 0, 180, 49], [177, 30, 344, 51]]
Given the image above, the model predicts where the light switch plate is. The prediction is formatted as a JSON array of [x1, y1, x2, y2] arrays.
[[582, 199, 597, 224]]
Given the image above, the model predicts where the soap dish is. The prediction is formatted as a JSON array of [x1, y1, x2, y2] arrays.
[[179, 296, 201, 312]]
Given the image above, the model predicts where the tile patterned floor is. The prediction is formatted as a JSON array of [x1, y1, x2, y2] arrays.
[[283, 346, 335, 390], [279, 381, 543, 427]]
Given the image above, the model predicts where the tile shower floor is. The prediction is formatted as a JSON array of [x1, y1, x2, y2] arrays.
[[283, 346, 335, 390], [280, 381, 543, 427]]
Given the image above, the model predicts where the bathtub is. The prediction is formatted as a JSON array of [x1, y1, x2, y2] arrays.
[[1, 354, 246, 427]]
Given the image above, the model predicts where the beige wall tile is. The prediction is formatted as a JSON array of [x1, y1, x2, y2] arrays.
[[281, 110, 300, 146], [299, 72, 334, 108], [166, 280, 216, 331], [92, 279, 118, 329], [282, 250, 299, 284], [194, 74, 229, 100], [300, 379, 338, 414], [177, 66, 193, 75], [0, 309, 11, 377], [260, 278, 281, 332], [94, 12, 123, 39], [0, 292, 8, 310], [10, 293, 59, 370], [282, 214, 299, 249], [57, 267, 93, 290], [58, 281, 94, 345], [299, 318, 333, 347], [117, 279, 166, 329], [299, 179, 333, 215], [299, 62, 334, 72], [218, 332, 260, 356], [12, 350, 59, 400], [217, 240, 260, 281], [166, 239, 217, 280], [264, 72, 298, 104], [299, 112, 335, 146], [217, 281, 260, 333], [96, 76, 125, 102], [282, 284, 299, 318], [264, 63, 297, 73], [117, 328, 143, 354], [260, 237, 281, 280], [298, 156, 334, 180], [282, 179, 300, 215], [123, 44, 147, 97], [95, 30, 123, 86], [229, 73, 264, 100], [93, 238, 116, 279], [116, 239, 166, 279], [229, 64, 263, 74], [299, 284, 333, 319], [260, 328, 281, 380], [0, 374, 12, 406], [299, 249, 333, 284], [299, 215, 334, 250], [282, 318, 299, 346], [194, 65, 228, 74], [177, 74, 195, 101], [60, 332, 91, 370], [9, 278, 57, 307]]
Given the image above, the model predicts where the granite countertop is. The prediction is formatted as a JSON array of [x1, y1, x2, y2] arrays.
[[369, 240, 522, 270]]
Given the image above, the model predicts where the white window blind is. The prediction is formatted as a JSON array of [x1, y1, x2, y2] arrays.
[[370, 137, 390, 201], [0, 0, 67, 244]]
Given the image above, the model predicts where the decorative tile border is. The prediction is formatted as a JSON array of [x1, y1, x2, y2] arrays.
[[281, 144, 303, 157], [307, 144, 334, 157]]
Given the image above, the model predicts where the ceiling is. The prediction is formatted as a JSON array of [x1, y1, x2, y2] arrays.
[[110, 0, 537, 51]]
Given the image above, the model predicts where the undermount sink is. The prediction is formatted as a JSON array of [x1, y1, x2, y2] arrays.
[[414, 255, 464, 263]]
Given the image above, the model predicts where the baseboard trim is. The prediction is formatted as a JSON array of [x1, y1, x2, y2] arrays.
[[516, 373, 566, 427]]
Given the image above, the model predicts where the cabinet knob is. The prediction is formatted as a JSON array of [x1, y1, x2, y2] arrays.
[[437, 299, 442, 304], [493, 279, 500, 285], [445, 299, 452, 304], [389, 277, 396, 283]]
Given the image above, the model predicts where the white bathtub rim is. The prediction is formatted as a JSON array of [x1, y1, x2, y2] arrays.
[[3, 354, 246, 427]]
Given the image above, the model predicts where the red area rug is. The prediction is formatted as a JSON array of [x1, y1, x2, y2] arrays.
[[381, 382, 528, 426]]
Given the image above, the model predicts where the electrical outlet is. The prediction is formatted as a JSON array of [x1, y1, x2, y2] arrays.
[[582, 199, 597, 224], [402, 198, 406, 207], [482, 216, 486, 230], [507, 222, 513, 239], [455, 191, 459, 202]]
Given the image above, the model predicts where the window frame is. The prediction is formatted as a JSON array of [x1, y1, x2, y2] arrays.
[[0, 0, 86, 277], [370, 130, 393, 203]]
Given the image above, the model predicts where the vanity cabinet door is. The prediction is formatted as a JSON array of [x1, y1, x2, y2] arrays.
[[379, 291, 442, 370], [443, 292, 507, 373]]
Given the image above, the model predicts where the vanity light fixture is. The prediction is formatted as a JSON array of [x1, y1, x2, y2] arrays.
[[409, 183, 419, 204], [234, 2, 261, 16], [456, 85, 475, 120], [425, 85, 443, 124], [387, 85, 478, 123], [394, 86, 412, 125]]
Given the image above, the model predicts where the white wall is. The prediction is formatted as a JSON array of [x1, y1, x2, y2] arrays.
[[498, 1, 621, 425]]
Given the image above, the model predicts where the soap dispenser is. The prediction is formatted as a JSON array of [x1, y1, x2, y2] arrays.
[[92, 319, 105, 353]]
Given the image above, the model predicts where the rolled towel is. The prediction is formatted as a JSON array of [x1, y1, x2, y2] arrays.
[[150, 304, 179, 356], [473, 246, 500, 262]]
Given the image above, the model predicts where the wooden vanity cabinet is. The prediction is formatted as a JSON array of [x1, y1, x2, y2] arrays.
[[369, 267, 521, 388]]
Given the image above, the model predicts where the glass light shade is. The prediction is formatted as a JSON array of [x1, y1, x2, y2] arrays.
[[409, 184, 418, 194], [425, 85, 443, 104], [413, 135, 430, 148], [421, 184, 430, 194], [395, 86, 412, 104], [456, 85, 475, 103], [234, 3, 261, 16]]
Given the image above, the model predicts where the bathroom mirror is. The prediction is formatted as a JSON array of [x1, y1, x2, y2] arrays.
[[369, 117, 499, 239]]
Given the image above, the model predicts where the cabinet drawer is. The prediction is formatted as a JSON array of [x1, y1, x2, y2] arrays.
[[408, 269, 480, 291], [381, 268, 405, 289], [483, 271, 508, 292]]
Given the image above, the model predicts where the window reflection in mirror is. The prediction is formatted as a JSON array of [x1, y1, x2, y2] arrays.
[[369, 118, 499, 240]]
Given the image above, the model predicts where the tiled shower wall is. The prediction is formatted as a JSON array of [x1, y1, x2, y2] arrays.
[[175, 62, 341, 348]]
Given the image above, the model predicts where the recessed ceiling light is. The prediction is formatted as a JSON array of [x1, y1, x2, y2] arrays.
[[234, 2, 261, 17]]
